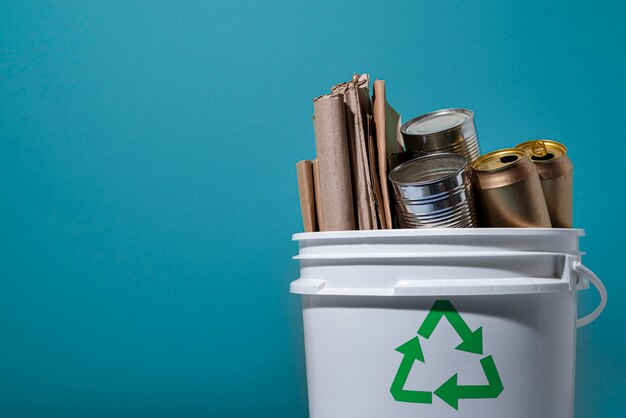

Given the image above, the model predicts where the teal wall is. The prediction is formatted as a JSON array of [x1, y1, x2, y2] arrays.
[[0, 1, 623, 416]]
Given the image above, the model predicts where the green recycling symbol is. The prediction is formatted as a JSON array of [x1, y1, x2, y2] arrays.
[[390, 300, 504, 410]]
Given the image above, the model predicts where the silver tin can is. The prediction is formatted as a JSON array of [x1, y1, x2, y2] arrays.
[[400, 108, 481, 163], [389, 153, 478, 228]]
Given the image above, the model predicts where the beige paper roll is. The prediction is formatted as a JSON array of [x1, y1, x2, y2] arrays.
[[296, 160, 317, 232], [313, 94, 355, 231]]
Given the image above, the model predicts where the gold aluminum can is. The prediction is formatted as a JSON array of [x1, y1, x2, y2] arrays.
[[471, 148, 552, 227], [516, 140, 573, 228]]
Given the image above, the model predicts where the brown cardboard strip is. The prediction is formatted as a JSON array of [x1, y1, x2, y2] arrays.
[[311, 159, 324, 231], [332, 74, 377, 229], [373, 80, 392, 229], [368, 114, 385, 228], [373, 80, 405, 229]]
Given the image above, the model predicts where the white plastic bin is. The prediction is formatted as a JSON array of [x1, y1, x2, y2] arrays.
[[290, 228, 606, 418]]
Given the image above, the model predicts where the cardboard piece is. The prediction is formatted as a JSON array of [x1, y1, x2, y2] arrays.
[[296, 160, 317, 232], [312, 94, 355, 231], [312, 158, 324, 231], [368, 114, 385, 228], [373, 80, 405, 229], [332, 74, 378, 229]]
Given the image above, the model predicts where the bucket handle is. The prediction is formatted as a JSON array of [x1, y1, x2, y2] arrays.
[[575, 262, 607, 328]]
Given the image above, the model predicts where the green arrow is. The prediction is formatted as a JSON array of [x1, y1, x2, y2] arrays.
[[417, 300, 483, 355], [395, 336, 424, 362], [434, 355, 504, 410], [390, 337, 432, 404]]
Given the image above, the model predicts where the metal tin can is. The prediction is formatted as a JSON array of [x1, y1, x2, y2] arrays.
[[515, 140, 573, 228], [471, 148, 551, 228], [389, 153, 478, 228], [400, 108, 481, 163]]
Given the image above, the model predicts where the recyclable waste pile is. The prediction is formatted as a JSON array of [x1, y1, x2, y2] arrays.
[[296, 73, 573, 231]]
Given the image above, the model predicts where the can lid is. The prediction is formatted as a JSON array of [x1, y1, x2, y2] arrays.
[[515, 140, 567, 162], [402, 108, 473, 137], [472, 148, 527, 172]]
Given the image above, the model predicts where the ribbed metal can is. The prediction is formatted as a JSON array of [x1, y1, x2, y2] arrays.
[[388, 153, 478, 228], [471, 148, 552, 228], [400, 108, 481, 163], [516, 140, 573, 228]]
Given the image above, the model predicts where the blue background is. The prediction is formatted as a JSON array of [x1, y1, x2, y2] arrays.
[[1, 0, 624, 416]]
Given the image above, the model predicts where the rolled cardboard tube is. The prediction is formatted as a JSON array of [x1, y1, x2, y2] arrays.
[[313, 93, 355, 231], [296, 160, 317, 232]]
